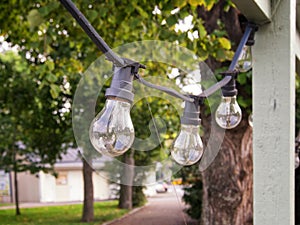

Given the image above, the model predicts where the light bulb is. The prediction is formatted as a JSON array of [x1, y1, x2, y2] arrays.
[[236, 45, 252, 72], [170, 100, 203, 166], [248, 113, 253, 127], [89, 98, 134, 157], [215, 96, 242, 129], [171, 124, 203, 166]]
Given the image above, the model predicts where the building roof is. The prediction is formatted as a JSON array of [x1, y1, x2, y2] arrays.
[[55, 148, 107, 169]]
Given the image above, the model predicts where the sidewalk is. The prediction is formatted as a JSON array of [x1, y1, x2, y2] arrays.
[[0, 201, 84, 210], [105, 188, 199, 225]]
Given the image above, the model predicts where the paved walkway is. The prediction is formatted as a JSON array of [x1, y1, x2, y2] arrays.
[[106, 187, 199, 225]]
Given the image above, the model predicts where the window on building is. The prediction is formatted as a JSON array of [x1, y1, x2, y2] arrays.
[[56, 172, 68, 185]]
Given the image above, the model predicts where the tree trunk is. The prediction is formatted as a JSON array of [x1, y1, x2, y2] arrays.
[[81, 158, 94, 222], [118, 150, 134, 209], [12, 141, 20, 216], [201, 118, 252, 225], [196, 1, 253, 224], [13, 170, 20, 216]]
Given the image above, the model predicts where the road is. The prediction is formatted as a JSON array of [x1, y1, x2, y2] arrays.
[[106, 186, 198, 225]]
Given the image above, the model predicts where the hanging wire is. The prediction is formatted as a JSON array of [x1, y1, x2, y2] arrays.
[[135, 74, 195, 102]]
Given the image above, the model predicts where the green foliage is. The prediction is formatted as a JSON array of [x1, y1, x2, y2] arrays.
[[0, 49, 72, 174], [181, 165, 202, 219], [133, 186, 147, 207], [182, 180, 203, 219], [0, 201, 128, 225], [236, 70, 253, 112], [132, 96, 180, 165], [0, 0, 85, 175]]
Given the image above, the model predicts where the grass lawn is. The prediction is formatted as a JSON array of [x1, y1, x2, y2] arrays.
[[0, 201, 128, 225]]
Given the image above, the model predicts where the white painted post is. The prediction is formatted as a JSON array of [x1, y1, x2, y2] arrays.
[[252, 0, 296, 224]]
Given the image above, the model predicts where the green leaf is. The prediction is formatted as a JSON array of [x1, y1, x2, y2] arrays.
[[213, 29, 227, 37], [204, 0, 217, 10], [131, 2, 148, 18], [98, 7, 108, 18], [218, 37, 231, 50], [46, 60, 55, 71], [38, 2, 60, 17], [88, 10, 98, 23], [238, 96, 251, 108], [166, 15, 178, 27], [128, 18, 140, 29], [174, 0, 187, 8], [46, 74, 57, 83], [237, 73, 247, 85], [188, 0, 204, 7], [162, 3, 176, 12], [0, 51, 20, 63], [50, 84, 61, 99], [14, 60, 28, 73], [198, 23, 207, 39], [216, 49, 226, 61], [27, 9, 44, 31]]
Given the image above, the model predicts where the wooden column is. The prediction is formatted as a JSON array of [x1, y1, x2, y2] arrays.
[[252, 0, 296, 224]]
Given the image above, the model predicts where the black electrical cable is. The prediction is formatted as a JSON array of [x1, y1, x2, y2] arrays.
[[59, 0, 125, 67]]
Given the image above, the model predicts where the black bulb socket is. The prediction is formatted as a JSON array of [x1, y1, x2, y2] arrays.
[[180, 97, 201, 126], [105, 66, 134, 103], [220, 71, 238, 97]]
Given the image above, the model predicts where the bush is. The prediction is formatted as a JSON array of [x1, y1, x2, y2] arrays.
[[182, 179, 203, 220], [133, 186, 147, 207]]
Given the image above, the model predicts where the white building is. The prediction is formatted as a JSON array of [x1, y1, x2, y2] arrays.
[[13, 149, 111, 203], [0, 170, 11, 203]]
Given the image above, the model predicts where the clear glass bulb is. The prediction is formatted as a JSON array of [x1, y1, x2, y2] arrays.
[[248, 113, 253, 127], [215, 96, 242, 129], [170, 124, 203, 166], [89, 98, 134, 157], [236, 45, 252, 72]]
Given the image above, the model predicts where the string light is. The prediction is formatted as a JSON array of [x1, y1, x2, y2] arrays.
[[60, 0, 258, 166]]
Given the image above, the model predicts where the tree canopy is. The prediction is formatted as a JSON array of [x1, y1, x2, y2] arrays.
[[0, 0, 240, 177]]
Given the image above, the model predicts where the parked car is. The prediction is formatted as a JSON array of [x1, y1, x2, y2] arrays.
[[155, 181, 168, 193]]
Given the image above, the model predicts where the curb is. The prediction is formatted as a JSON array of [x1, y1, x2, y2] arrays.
[[102, 202, 150, 225]]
